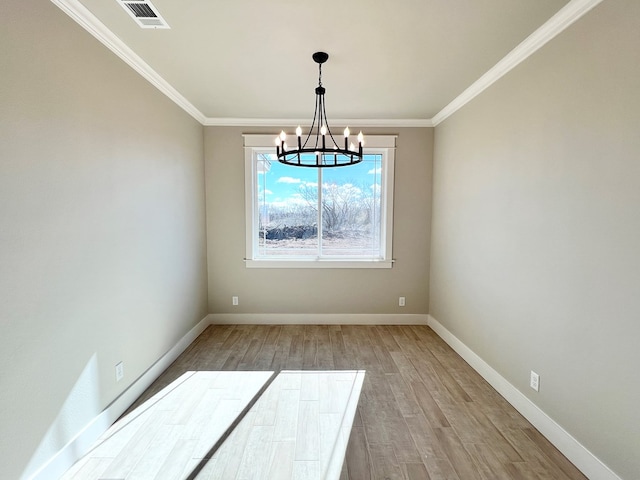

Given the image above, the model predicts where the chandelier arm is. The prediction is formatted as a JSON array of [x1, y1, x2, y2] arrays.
[[302, 91, 320, 149], [321, 96, 340, 149], [314, 92, 325, 150]]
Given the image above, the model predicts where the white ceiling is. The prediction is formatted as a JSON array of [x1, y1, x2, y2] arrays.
[[63, 0, 575, 124]]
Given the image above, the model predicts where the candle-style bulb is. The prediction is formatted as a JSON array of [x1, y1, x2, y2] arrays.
[[321, 125, 327, 136], [357, 131, 364, 144], [350, 142, 356, 151], [275, 136, 280, 146], [283, 142, 288, 150], [296, 126, 302, 149], [280, 131, 287, 141], [344, 127, 350, 137]]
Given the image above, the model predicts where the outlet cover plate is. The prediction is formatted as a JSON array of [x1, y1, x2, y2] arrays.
[[530, 371, 539, 392], [115, 362, 124, 382]]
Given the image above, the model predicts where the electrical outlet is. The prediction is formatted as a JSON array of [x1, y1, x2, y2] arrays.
[[115, 362, 124, 382], [530, 371, 540, 392], [232, 296, 239, 306], [399, 296, 406, 307]]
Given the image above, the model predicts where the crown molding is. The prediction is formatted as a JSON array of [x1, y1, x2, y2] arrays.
[[51, 0, 207, 124], [431, 0, 605, 126], [203, 118, 433, 128]]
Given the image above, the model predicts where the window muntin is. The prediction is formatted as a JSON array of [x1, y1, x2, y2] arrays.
[[244, 135, 395, 268]]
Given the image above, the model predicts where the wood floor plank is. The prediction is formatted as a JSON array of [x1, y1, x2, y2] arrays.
[[154, 438, 198, 480], [316, 332, 335, 370], [500, 427, 575, 480], [219, 332, 251, 370], [404, 462, 432, 480], [237, 338, 265, 370], [404, 413, 450, 460], [369, 443, 404, 480], [219, 327, 243, 351], [345, 426, 371, 480], [330, 329, 354, 370], [386, 372, 422, 416], [461, 399, 523, 463], [202, 411, 257, 479], [438, 401, 485, 443], [374, 325, 403, 352], [504, 460, 544, 480], [423, 457, 462, 480], [409, 356, 457, 405], [411, 380, 451, 428], [100, 410, 171, 479], [253, 325, 281, 369], [463, 442, 514, 480], [390, 351, 425, 384], [430, 365, 473, 403], [286, 333, 304, 370], [295, 400, 320, 461], [270, 325, 294, 372], [302, 337, 318, 369], [339, 459, 350, 480], [235, 424, 275, 479], [522, 427, 588, 480], [388, 420, 422, 464], [373, 344, 400, 374], [433, 427, 483, 480], [267, 441, 296, 479], [273, 388, 301, 442]]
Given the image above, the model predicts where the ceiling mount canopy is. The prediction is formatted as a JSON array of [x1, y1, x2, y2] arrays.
[[275, 52, 364, 168]]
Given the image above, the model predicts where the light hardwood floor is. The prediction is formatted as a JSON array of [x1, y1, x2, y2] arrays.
[[123, 324, 587, 480]]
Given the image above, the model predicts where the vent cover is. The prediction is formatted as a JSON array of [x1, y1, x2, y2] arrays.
[[117, 0, 169, 29]]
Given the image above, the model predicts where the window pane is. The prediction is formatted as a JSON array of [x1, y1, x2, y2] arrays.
[[320, 155, 382, 257], [256, 154, 318, 256]]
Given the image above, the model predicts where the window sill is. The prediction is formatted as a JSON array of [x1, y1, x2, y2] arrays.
[[245, 259, 394, 269]]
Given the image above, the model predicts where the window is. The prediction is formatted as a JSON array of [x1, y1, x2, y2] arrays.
[[244, 135, 395, 268]]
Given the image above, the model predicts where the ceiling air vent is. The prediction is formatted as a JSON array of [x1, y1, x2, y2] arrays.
[[117, 0, 170, 29]]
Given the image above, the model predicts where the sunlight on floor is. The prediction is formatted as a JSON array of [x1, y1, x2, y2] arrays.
[[61, 370, 365, 480]]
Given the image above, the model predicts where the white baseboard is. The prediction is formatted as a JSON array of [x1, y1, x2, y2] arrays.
[[427, 315, 621, 480], [208, 313, 429, 325], [28, 315, 211, 480]]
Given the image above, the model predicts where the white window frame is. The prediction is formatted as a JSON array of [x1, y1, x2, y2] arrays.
[[243, 134, 396, 268]]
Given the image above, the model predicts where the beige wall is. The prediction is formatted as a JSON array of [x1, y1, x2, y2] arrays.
[[430, 0, 640, 478], [0, 1, 208, 478], [205, 127, 432, 315]]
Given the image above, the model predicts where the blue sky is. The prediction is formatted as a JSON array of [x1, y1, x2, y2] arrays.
[[257, 154, 382, 209]]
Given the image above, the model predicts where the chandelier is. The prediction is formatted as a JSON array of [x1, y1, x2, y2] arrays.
[[275, 52, 364, 168]]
